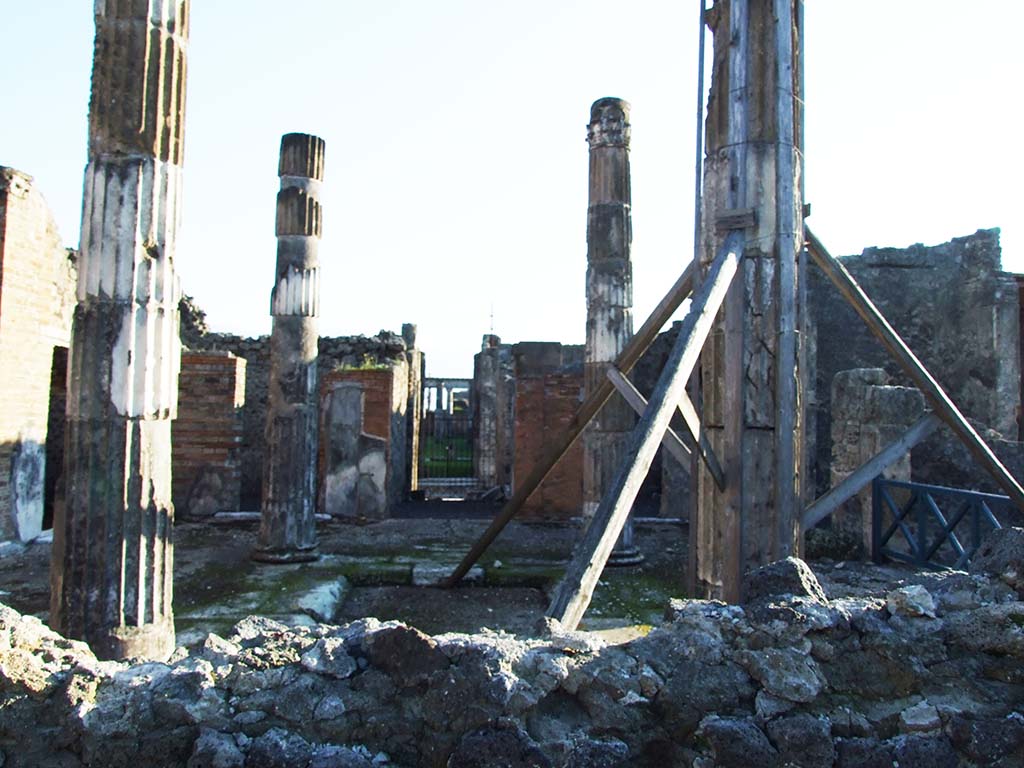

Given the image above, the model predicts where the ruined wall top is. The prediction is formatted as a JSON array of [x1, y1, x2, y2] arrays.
[[89, 0, 190, 164], [279, 134, 326, 182], [587, 98, 631, 149]]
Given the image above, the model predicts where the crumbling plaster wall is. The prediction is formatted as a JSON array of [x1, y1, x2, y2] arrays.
[[0, 168, 76, 543], [809, 229, 1021, 496]]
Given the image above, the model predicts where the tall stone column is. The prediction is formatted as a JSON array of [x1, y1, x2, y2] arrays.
[[583, 98, 641, 564], [50, 0, 190, 660], [692, 0, 805, 601], [252, 133, 325, 563]]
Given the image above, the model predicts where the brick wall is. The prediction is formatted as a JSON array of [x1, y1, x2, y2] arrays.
[[0, 168, 76, 542], [183, 329, 410, 508], [172, 352, 246, 518], [514, 371, 584, 519]]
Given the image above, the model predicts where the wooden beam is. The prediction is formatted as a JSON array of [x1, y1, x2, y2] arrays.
[[546, 232, 743, 630], [607, 366, 725, 490], [805, 227, 1024, 511], [605, 366, 692, 467], [801, 413, 942, 530], [443, 259, 699, 587]]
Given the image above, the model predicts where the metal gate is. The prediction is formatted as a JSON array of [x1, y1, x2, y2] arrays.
[[419, 412, 474, 479]]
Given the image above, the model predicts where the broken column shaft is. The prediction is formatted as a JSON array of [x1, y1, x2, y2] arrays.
[[252, 133, 326, 563], [583, 98, 641, 564], [692, 0, 805, 601], [50, 0, 190, 660]]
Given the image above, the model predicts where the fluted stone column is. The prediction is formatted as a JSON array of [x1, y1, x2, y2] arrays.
[[50, 0, 190, 660], [252, 133, 325, 563], [583, 98, 641, 564]]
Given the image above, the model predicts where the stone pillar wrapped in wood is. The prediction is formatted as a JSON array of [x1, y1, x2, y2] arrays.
[[691, 0, 805, 601], [50, 0, 190, 660], [252, 133, 325, 563], [583, 98, 641, 563]]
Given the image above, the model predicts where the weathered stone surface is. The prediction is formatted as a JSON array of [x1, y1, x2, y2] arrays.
[[886, 585, 937, 618], [187, 728, 245, 768], [766, 713, 835, 768], [970, 526, 1024, 594], [892, 734, 959, 768], [698, 716, 777, 768], [835, 737, 895, 768], [299, 637, 357, 679], [736, 647, 823, 703], [744, 557, 828, 604], [447, 724, 551, 768], [4, 560, 1024, 767], [947, 713, 1024, 765]]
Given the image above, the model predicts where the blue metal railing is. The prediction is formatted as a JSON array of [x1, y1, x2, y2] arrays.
[[872, 478, 1009, 570]]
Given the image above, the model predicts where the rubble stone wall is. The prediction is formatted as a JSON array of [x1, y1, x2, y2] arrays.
[[809, 229, 1021, 495], [0, 169, 76, 542], [829, 369, 925, 552], [3, 543, 1024, 767]]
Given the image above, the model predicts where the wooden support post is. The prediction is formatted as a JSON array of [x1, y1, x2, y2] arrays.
[[606, 367, 692, 467], [546, 232, 743, 630], [443, 260, 698, 587], [805, 228, 1024, 511], [801, 413, 942, 530]]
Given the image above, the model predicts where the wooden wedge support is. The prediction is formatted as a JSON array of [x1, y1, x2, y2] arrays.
[[443, 260, 698, 587], [546, 232, 743, 630], [801, 413, 942, 530], [805, 227, 1024, 510], [605, 367, 692, 466]]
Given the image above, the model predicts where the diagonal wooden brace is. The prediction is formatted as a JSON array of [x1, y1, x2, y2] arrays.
[[443, 260, 699, 587], [606, 366, 692, 467], [606, 366, 725, 490], [801, 412, 942, 530], [546, 232, 744, 630], [805, 228, 1024, 511]]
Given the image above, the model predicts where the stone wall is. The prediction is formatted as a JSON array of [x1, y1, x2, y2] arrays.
[[319, 362, 409, 517], [3, 544, 1024, 767], [0, 168, 76, 543], [829, 369, 925, 553], [172, 352, 247, 518], [472, 335, 515, 492], [809, 229, 1021, 495], [512, 343, 584, 519], [182, 321, 410, 510]]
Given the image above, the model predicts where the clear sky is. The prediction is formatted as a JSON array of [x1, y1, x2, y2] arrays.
[[2, 2, 1021, 378]]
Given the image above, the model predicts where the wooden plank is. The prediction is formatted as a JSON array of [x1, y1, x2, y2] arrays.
[[774, 0, 800, 554], [675, 386, 727, 491], [605, 366, 692, 467], [801, 413, 942, 530], [805, 228, 1024, 511], [715, 208, 757, 232], [546, 232, 743, 630], [443, 259, 699, 587]]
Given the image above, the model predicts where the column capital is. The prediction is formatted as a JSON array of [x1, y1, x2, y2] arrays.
[[588, 98, 631, 149]]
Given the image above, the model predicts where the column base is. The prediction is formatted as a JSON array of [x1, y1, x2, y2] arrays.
[[91, 617, 176, 661], [606, 547, 645, 567], [251, 546, 320, 564]]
